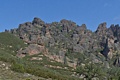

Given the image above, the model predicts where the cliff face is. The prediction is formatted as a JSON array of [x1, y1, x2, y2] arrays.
[[8, 17, 120, 67]]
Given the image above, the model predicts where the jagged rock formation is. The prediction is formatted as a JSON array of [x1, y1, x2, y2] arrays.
[[8, 17, 120, 68]]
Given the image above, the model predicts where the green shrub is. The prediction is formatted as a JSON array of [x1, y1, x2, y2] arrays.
[[76, 63, 106, 79], [11, 63, 25, 73]]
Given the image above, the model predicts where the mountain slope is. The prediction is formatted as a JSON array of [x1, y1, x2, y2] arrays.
[[0, 32, 79, 80], [1, 17, 120, 79]]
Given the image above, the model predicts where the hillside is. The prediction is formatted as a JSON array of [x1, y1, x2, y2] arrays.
[[0, 17, 120, 79], [0, 33, 42, 80]]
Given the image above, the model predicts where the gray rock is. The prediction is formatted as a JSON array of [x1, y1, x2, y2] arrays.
[[95, 22, 107, 36], [32, 17, 45, 27], [8, 17, 120, 69], [17, 44, 45, 56]]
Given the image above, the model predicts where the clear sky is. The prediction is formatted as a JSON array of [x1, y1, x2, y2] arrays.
[[0, 0, 120, 32]]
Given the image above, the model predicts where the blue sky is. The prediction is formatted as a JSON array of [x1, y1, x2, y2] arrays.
[[0, 0, 120, 32]]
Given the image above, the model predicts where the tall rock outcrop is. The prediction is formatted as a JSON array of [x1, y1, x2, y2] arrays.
[[8, 17, 120, 68]]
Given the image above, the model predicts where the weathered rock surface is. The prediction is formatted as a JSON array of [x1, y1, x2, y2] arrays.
[[17, 44, 45, 57]]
